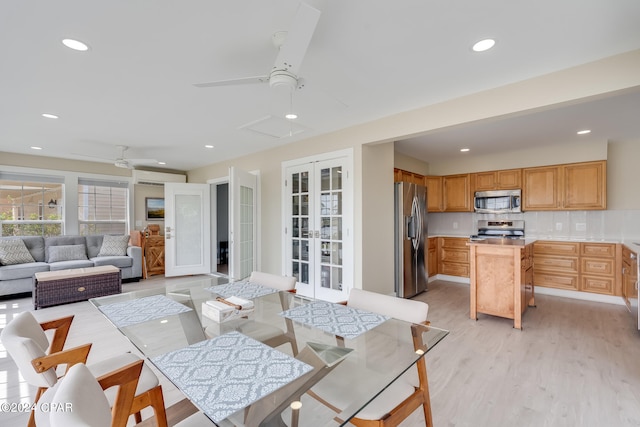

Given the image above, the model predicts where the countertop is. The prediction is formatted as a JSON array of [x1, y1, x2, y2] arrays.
[[467, 238, 536, 247]]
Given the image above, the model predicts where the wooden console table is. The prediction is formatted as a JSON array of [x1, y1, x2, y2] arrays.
[[130, 230, 165, 278]]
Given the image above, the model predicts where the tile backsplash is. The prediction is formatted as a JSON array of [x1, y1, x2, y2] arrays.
[[428, 210, 640, 242]]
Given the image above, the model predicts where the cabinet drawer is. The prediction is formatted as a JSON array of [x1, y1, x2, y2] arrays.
[[534, 241, 580, 256], [534, 255, 579, 274], [580, 275, 615, 295], [581, 242, 616, 258], [534, 272, 579, 291], [623, 245, 638, 262], [581, 257, 615, 276], [440, 247, 469, 263], [440, 262, 469, 277], [439, 237, 469, 248]]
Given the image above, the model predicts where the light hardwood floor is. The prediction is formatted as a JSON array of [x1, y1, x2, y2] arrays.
[[1, 276, 640, 426]]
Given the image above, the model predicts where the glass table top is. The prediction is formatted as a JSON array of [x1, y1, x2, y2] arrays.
[[90, 276, 448, 426]]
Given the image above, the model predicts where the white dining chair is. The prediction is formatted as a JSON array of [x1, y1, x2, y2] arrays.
[[310, 288, 434, 427], [1, 311, 168, 427], [38, 360, 143, 427], [248, 271, 297, 292]]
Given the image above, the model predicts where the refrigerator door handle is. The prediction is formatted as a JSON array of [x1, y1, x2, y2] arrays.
[[406, 215, 416, 239]]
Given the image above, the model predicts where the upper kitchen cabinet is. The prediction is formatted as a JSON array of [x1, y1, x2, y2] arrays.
[[563, 161, 606, 210], [394, 168, 423, 185], [443, 174, 473, 212], [522, 161, 606, 211], [474, 169, 522, 191], [522, 165, 561, 210], [424, 176, 443, 212]]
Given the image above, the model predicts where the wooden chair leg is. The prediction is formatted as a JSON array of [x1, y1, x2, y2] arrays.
[[149, 385, 168, 427], [27, 387, 47, 427]]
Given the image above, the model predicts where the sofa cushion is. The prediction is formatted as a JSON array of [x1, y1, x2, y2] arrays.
[[47, 245, 88, 263], [45, 236, 87, 262], [0, 262, 49, 281], [97, 235, 130, 257], [91, 256, 132, 269], [0, 238, 36, 265], [49, 260, 95, 271]]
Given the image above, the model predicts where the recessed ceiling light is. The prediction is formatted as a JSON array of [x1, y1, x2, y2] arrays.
[[472, 39, 496, 52], [42, 113, 58, 119], [577, 129, 591, 135], [62, 38, 89, 51], [285, 113, 298, 120], [158, 161, 166, 165], [31, 146, 43, 150], [204, 145, 214, 149], [460, 148, 470, 152]]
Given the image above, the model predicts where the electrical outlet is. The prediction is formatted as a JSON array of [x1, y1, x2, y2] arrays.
[[555, 223, 563, 231], [576, 223, 586, 231], [453, 222, 459, 229]]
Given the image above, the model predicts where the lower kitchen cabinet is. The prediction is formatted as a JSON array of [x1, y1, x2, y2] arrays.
[[438, 237, 470, 277], [469, 241, 535, 330], [534, 240, 619, 296], [622, 245, 638, 309], [428, 237, 437, 277]]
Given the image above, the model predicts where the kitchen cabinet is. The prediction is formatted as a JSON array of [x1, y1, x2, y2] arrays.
[[469, 240, 535, 330], [394, 168, 424, 185], [622, 245, 638, 310], [563, 161, 606, 210], [580, 242, 617, 295], [474, 169, 522, 191], [428, 237, 438, 277], [522, 165, 561, 210], [534, 241, 619, 296], [522, 161, 606, 211], [438, 237, 469, 277], [443, 174, 473, 212], [533, 241, 579, 291], [424, 176, 443, 212]]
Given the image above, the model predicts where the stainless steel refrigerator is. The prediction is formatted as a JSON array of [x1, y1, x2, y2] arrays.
[[394, 182, 428, 298]]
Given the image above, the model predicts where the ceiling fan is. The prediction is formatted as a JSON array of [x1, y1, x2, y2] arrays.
[[193, 3, 321, 92], [73, 145, 158, 169]]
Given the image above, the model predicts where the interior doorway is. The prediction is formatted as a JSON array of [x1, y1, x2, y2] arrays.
[[215, 182, 229, 275]]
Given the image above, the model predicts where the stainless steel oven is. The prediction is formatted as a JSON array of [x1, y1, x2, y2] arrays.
[[474, 189, 522, 214], [470, 219, 525, 241]]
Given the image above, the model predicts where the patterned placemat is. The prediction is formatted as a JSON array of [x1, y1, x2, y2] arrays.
[[151, 331, 313, 423], [279, 301, 390, 339], [206, 281, 278, 299], [98, 294, 192, 328]]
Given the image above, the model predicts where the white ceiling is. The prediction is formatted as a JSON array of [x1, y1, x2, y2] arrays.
[[1, 0, 640, 172]]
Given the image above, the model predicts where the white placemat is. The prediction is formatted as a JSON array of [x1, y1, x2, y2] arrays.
[[207, 281, 278, 299], [151, 331, 313, 423], [279, 301, 390, 339], [98, 294, 192, 328]]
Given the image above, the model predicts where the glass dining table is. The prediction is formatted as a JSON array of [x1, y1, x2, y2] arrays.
[[89, 276, 448, 427]]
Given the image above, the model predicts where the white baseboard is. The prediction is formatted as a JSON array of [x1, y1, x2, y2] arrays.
[[428, 275, 626, 306], [535, 286, 626, 306]]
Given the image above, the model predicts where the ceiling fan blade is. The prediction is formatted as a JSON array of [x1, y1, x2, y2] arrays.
[[127, 158, 158, 165], [273, 3, 321, 76], [193, 75, 269, 88]]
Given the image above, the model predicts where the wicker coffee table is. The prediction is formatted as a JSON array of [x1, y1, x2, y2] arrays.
[[33, 265, 121, 309]]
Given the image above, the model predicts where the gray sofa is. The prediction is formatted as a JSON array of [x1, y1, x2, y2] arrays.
[[0, 235, 142, 297]]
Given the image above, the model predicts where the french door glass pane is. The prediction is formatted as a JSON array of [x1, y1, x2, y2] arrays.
[[238, 185, 254, 279]]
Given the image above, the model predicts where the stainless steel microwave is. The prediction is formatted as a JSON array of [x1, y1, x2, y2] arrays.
[[474, 189, 522, 214]]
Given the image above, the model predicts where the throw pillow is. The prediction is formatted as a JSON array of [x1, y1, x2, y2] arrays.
[[0, 238, 36, 265], [97, 235, 130, 257], [47, 245, 88, 263]]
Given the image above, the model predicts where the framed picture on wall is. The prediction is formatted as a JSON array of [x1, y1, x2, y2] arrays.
[[145, 197, 165, 220]]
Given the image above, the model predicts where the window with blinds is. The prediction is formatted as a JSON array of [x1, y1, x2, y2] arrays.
[[78, 178, 129, 235], [0, 172, 64, 236]]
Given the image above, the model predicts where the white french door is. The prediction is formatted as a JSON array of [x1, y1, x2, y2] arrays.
[[284, 153, 352, 302], [229, 167, 258, 280], [164, 183, 211, 277]]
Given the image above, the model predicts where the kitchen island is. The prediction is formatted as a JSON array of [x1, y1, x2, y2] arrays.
[[469, 238, 535, 329]]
